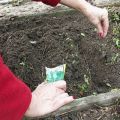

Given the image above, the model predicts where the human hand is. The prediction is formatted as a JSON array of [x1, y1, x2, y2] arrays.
[[25, 80, 74, 117], [85, 5, 109, 38], [60, 0, 109, 38]]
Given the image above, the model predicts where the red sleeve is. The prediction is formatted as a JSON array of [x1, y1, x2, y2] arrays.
[[0, 56, 32, 120], [33, 0, 60, 6]]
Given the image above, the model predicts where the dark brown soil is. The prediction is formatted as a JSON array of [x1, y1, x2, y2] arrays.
[[0, 10, 120, 120]]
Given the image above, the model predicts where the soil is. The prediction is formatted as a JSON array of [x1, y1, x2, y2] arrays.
[[0, 10, 120, 119]]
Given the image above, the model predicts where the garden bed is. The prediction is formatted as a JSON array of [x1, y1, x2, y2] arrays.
[[0, 10, 120, 119]]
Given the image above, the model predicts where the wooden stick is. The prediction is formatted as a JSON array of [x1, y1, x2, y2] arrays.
[[27, 89, 120, 119]]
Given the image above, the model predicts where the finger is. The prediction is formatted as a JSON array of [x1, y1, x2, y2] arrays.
[[101, 16, 109, 38], [37, 81, 47, 87], [51, 80, 67, 91], [56, 88, 65, 96], [54, 96, 74, 109], [41, 81, 47, 85], [60, 93, 69, 98], [53, 93, 69, 107], [97, 22, 104, 38], [55, 93, 69, 101], [102, 8, 109, 38]]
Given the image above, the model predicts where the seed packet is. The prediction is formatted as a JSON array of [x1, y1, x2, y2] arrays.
[[45, 64, 66, 83]]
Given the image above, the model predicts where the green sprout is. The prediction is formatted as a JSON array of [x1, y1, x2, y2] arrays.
[[113, 27, 120, 35], [115, 39, 120, 48], [111, 53, 119, 64], [113, 38, 120, 48], [112, 25, 120, 49], [78, 74, 90, 95], [111, 13, 120, 23], [78, 83, 88, 93]]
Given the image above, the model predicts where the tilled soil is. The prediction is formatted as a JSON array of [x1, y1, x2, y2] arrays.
[[0, 10, 120, 119]]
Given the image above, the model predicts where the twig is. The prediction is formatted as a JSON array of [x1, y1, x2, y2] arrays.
[[28, 89, 120, 119]]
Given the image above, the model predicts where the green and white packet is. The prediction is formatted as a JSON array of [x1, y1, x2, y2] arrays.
[[45, 64, 66, 83]]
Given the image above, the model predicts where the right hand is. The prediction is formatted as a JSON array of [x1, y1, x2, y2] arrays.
[[85, 5, 109, 38], [25, 80, 74, 117], [60, 0, 109, 38]]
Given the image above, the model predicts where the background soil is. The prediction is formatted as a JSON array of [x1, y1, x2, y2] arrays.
[[0, 10, 120, 119]]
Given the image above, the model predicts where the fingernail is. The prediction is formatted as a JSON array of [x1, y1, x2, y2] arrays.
[[101, 33, 104, 38], [73, 96, 77, 99], [98, 33, 104, 39], [98, 33, 102, 37]]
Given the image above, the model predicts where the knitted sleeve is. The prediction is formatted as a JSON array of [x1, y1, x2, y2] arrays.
[[33, 0, 60, 6], [0, 56, 32, 120]]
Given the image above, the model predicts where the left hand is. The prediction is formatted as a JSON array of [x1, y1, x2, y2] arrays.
[[85, 5, 109, 38], [25, 80, 74, 117]]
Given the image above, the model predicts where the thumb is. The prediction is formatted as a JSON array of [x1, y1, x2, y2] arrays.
[[51, 80, 67, 91]]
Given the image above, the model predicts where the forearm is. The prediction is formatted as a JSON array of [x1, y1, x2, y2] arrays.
[[60, 0, 92, 16], [0, 56, 32, 120]]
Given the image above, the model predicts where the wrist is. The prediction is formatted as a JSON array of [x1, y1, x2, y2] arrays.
[[25, 93, 37, 117], [60, 0, 93, 17], [76, 0, 93, 17]]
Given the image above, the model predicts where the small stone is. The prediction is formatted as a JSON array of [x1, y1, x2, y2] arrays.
[[29, 41, 37, 44]]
